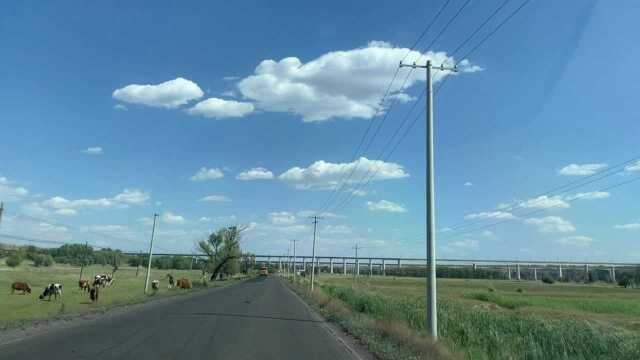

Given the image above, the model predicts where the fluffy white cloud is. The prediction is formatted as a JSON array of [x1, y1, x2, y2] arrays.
[[323, 225, 353, 235], [464, 211, 515, 220], [279, 157, 408, 190], [464, 182, 473, 187], [83, 147, 103, 155], [296, 210, 344, 219], [188, 98, 254, 118], [366, 200, 407, 213], [348, 189, 368, 197], [557, 235, 593, 247], [54, 208, 77, 216], [519, 195, 569, 209], [525, 216, 575, 233], [268, 211, 297, 225], [112, 77, 203, 108], [41, 189, 149, 213], [236, 167, 274, 180], [199, 195, 231, 202], [0, 176, 29, 200], [566, 191, 610, 201], [162, 212, 187, 224], [613, 223, 640, 230], [237, 41, 478, 122], [199, 217, 211, 222], [625, 160, 640, 172], [558, 163, 607, 176], [114, 104, 127, 111], [112, 189, 150, 204], [190, 167, 224, 181]]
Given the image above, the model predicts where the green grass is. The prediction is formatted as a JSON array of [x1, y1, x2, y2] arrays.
[[309, 275, 640, 359], [0, 261, 238, 328]]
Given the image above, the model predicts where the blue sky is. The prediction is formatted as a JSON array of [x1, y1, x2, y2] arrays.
[[1, 0, 639, 261]]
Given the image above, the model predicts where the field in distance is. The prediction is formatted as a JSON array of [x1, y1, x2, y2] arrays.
[[0, 261, 226, 329]]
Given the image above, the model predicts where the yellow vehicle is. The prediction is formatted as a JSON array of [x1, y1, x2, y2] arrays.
[[259, 265, 268, 276]]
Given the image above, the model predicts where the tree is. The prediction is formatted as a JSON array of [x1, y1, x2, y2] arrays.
[[198, 226, 244, 280], [6, 254, 22, 268]]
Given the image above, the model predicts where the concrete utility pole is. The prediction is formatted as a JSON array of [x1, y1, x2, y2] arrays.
[[144, 213, 159, 294], [352, 243, 365, 278], [309, 216, 323, 292], [400, 59, 456, 341], [343, 258, 347, 275], [291, 240, 299, 280]]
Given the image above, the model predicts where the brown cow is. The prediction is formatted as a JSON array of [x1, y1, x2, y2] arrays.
[[176, 278, 192, 290], [79, 279, 90, 292], [89, 286, 99, 303], [10, 282, 31, 295]]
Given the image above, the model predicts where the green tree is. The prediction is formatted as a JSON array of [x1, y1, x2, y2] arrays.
[[198, 226, 244, 280], [6, 254, 22, 268]]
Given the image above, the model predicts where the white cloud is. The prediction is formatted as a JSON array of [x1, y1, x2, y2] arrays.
[[190, 167, 224, 181], [566, 191, 610, 201], [139, 217, 154, 226], [464, 211, 515, 220], [268, 211, 297, 225], [519, 195, 569, 209], [558, 163, 607, 176], [557, 235, 593, 247], [162, 212, 187, 224], [112, 77, 203, 108], [112, 189, 150, 204], [278, 157, 408, 190], [188, 98, 254, 118], [366, 200, 407, 213], [323, 224, 353, 235], [525, 216, 575, 233], [54, 208, 77, 216], [296, 210, 344, 219], [464, 182, 473, 187], [199, 195, 231, 203], [347, 189, 367, 197], [625, 160, 640, 172], [41, 189, 149, 213], [237, 41, 478, 122], [83, 147, 103, 155], [199, 217, 212, 222], [236, 167, 274, 180], [0, 176, 29, 200], [114, 104, 127, 111], [613, 223, 640, 230]]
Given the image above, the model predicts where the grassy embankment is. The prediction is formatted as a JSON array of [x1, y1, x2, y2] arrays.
[[0, 260, 242, 330], [287, 274, 640, 360]]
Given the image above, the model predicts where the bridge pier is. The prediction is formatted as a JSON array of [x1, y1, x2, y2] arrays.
[[533, 268, 537, 281], [382, 259, 386, 276], [584, 264, 589, 283], [558, 264, 563, 279], [507, 266, 512, 280], [517, 263, 521, 281], [343, 258, 347, 275], [611, 266, 616, 282], [397, 259, 401, 272], [356, 258, 360, 276], [472, 263, 477, 271], [369, 258, 373, 276], [330, 258, 334, 274]]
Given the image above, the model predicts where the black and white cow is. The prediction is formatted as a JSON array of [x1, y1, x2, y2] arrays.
[[39, 283, 63, 301], [93, 274, 114, 288]]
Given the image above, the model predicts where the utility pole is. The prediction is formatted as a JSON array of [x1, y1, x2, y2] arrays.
[[0, 202, 4, 228], [79, 241, 88, 281], [309, 216, 323, 292], [144, 213, 159, 294], [400, 60, 456, 341], [352, 243, 365, 279], [291, 239, 299, 281]]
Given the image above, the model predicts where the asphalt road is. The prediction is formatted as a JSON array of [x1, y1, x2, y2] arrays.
[[0, 276, 358, 360]]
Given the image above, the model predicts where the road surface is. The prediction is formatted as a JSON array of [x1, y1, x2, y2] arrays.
[[0, 276, 359, 359]]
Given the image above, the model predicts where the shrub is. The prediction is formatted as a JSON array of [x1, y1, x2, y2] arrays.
[[618, 274, 634, 288], [541, 275, 555, 284], [34, 254, 54, 267], [516, 288, 523, 293], [6, 254, 22, 268]]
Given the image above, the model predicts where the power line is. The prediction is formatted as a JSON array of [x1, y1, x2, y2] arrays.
[[442, 175, 640, 240], [0, 232, 106, 249], [445, 156, 640, 232], [316, 0, 456, 214]]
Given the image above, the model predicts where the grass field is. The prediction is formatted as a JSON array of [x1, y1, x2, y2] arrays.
[[0, 260, 236, 329], [298, 275, 640, 359]]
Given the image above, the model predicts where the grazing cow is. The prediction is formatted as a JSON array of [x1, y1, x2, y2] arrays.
[[89, 286, 99, 303], [93, 274, 106, 287], [39, 283, 63, 301], [10, 282, 31, 295], [176, 278, 192, 290], [104, 274, 114, 287], [166, 274, 175, 289], [151, 280, 160, 291], [78, 279, 90, 292]]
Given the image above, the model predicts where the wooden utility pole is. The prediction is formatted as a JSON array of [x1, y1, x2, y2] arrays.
[[144, 213, 159, 294]]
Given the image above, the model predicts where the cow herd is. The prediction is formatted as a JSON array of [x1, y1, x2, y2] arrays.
[[9, 272, 193, 304]]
